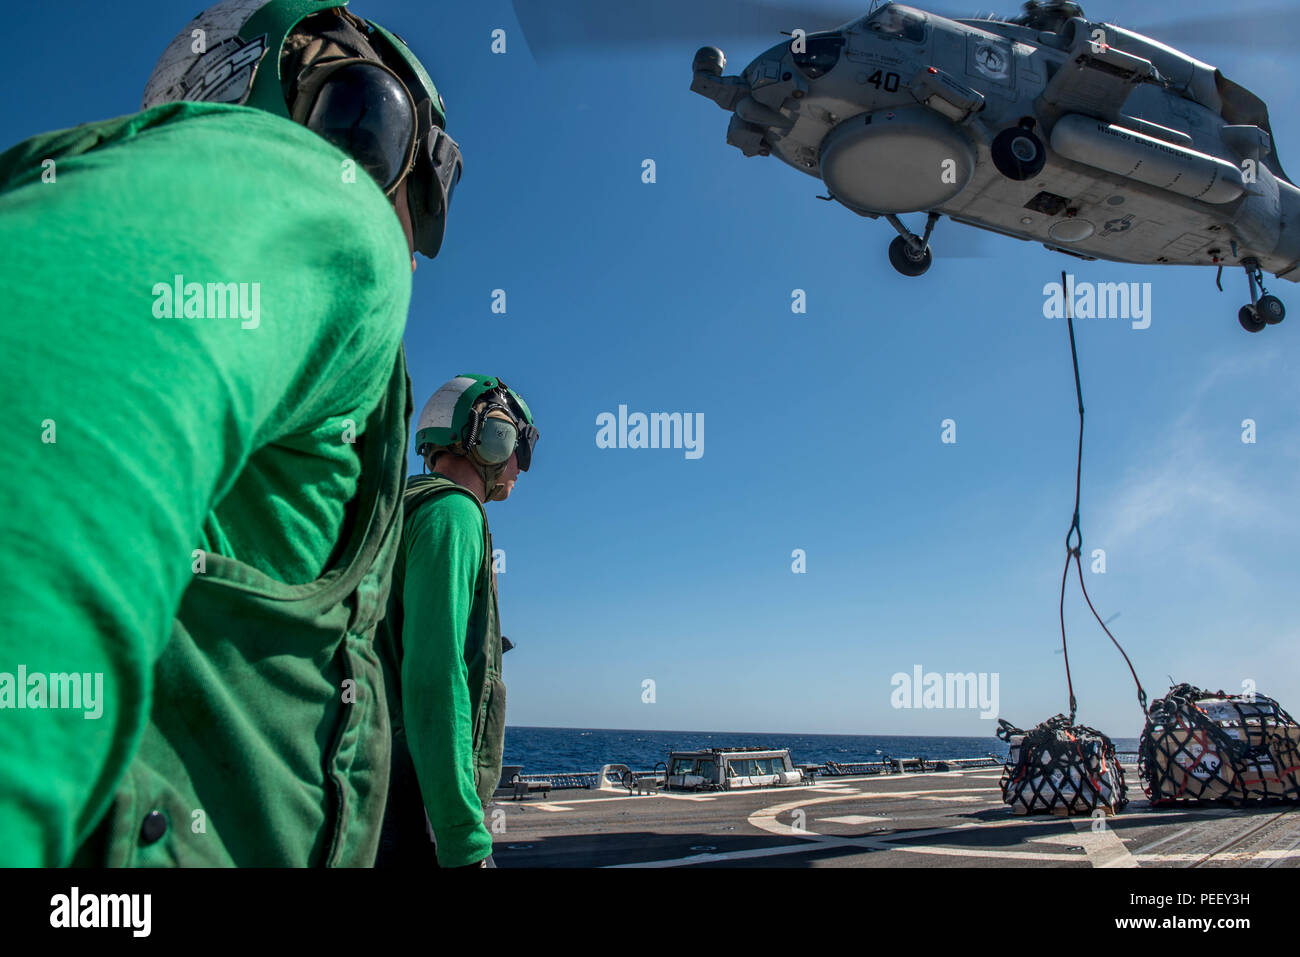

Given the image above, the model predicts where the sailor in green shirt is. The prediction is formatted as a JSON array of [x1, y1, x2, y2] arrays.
[[378, 375, 538, 869], [0, 0, 461, 865]]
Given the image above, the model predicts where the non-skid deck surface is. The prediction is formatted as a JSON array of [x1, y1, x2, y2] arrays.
[[490, 767, 1300, 868]]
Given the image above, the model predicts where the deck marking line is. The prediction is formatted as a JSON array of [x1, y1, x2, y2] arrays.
[[1264, 828, 1300, 869], [742, 794, 1085, 865], [604, 838, 857, 868], [1143, 848, 1300, 865], [1069, 816, 1140, 868]]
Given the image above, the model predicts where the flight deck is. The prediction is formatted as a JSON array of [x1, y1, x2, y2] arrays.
[[491, 765, 1300, 868]]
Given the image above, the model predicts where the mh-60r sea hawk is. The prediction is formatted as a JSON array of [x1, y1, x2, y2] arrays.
[[686, 0, 1297, 333]]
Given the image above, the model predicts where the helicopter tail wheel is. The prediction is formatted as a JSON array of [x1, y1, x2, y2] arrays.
[[1239, 305, 1266, 333], [1257, 294, 1286, 325], [991, 127, 1047, 181], [888, 236, 932, 277]]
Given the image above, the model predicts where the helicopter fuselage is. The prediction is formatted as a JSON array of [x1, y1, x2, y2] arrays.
[[690, 3, 1300, 285]]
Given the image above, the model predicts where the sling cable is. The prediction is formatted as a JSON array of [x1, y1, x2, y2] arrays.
[[1055, 270, 1148, 725]]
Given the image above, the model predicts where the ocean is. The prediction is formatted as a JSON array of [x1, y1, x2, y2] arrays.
[[502, 726, 1143, 773]]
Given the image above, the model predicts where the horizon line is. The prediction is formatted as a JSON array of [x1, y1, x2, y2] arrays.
[[505, 724, 1020, 739]]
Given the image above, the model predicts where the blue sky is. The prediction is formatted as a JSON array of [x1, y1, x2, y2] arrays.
[[7, 0, 1298, 739]]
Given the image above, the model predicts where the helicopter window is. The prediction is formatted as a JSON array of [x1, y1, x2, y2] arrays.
[[791, 35, 845, 80], [866, 5, 926, 43]]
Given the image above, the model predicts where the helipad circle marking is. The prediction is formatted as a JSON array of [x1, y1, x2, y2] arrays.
[[746, 792, 1084, 863]]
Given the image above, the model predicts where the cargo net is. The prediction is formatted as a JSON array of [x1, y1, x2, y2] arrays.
[[1139, 683, 1300, 805], [997, 714, 1127, 815]]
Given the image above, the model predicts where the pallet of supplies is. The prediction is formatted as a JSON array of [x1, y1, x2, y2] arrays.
[[997, 714, 1127, 815], [1139, 683, 1300, 804]]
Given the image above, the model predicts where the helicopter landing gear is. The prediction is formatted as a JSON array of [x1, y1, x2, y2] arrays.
[[1257, 295, 1286, 324], [1237, 258, 1285, 333], [889, 237, 932, 276], [991, 119, 1047, 181], [886, 211, 939, 277]]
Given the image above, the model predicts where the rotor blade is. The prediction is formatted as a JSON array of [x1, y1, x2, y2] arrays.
[[512, 2, 1300, 59], [1116, 7, 1300, 53], [510, 1, 1005, 58], [510, 0, 865, 58]]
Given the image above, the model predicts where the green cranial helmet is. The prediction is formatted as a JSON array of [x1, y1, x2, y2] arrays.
[[142, 0, 462, 257], [416, 376, 537, 498]]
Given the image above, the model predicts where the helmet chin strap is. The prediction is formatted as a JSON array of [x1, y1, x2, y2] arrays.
[[478, 460, 508, 502], [424, 446, 502, 500], [466, 450, 508, 502]]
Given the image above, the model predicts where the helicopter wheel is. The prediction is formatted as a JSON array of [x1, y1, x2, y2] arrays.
[[692, 46, 725, 77], [1239, 305, 1267, 334], [991, 126, 1047, 181], [1257, 294, 1286, 324], [888, 236, 932, 277]]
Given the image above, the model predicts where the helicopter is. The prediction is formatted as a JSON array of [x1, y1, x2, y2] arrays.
[[513, 0, 1297, 333]]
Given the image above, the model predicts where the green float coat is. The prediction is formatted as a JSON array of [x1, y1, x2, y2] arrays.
[[0, 101, 413, 865], [379, 474, 506, 868]]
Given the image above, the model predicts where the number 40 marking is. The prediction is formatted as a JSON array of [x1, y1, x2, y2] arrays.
[[867, 70, 901, 92]]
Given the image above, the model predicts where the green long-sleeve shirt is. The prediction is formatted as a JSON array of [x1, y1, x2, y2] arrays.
[[0, 101, 411, 865], [391, 485, 495, 867]]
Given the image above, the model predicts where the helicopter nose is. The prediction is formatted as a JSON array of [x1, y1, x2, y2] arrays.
[[693, 46, 725, 77]]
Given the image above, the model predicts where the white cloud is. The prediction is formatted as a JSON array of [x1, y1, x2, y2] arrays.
[[1092, 352, 1298, 580]]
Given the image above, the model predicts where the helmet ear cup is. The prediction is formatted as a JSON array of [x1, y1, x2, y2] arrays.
[[460, 401, 520, 466], [475, 417, 518, 465]]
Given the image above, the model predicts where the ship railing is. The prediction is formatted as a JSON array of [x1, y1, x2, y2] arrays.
[[517, 755, 1031, 790], [516, 752, 1140, 791], [515, 771, 602, 790]]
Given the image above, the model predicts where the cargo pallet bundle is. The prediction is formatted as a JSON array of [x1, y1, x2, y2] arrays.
[[997, 715, 1127, 816], [1139, 684, 1300, 805]]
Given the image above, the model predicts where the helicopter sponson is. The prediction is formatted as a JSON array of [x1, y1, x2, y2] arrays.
[[690, 1, 1297, 332]]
